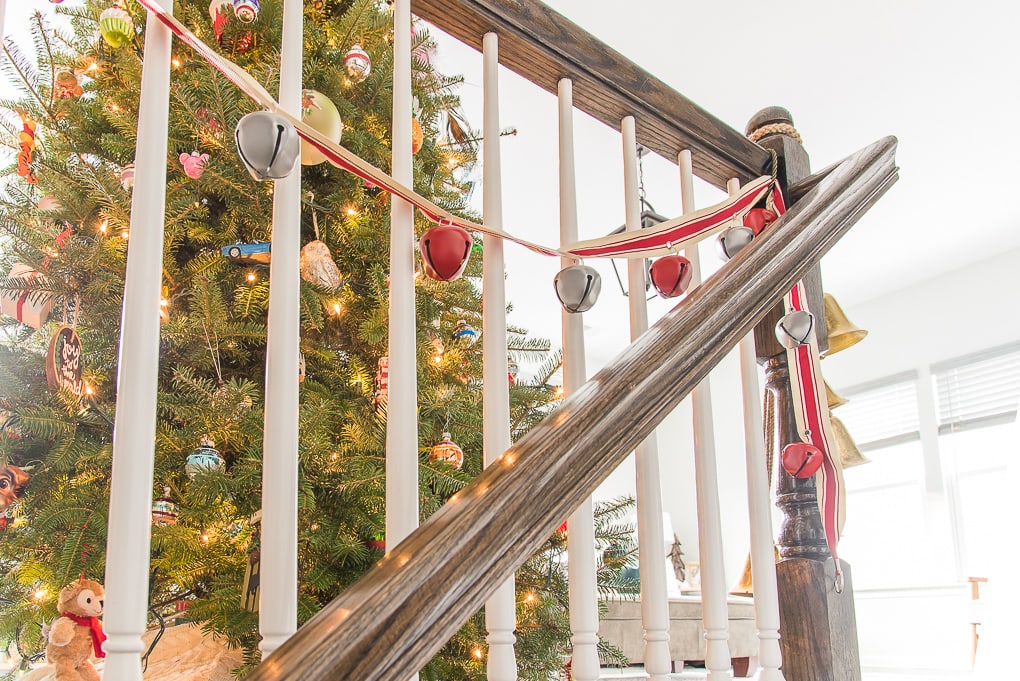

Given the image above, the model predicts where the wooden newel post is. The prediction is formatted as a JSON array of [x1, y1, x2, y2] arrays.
[[748, 107, 862, 681]]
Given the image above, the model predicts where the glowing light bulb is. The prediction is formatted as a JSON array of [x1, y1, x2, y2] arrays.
[[554, 386, 564, 398], [431, 353, 443, 365], [110, 103, 120, 112], [171, 57, 182, 68], [201, 533, 210, 543], [98, 219, 108, 234], [346, 206, 358, 216], [525, 592, 536, 603], [121, 229, 129, 239], [331, 302, 342, 315], [33, 588, 47, 601], [472, 648, 483, 660], [446, 156, 457, 168], [247, 272, 257, 283], [84, 384, 94, 396], [86, 62, 98, 73]]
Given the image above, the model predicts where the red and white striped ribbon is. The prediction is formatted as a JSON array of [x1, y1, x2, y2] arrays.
[[771, 187, 846, 579], [134, 0, 777, 261]]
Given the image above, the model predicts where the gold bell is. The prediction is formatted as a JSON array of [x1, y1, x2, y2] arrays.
[[830, 413, 870, 468], [824, 378, 848, 410], [823, 294, 867, 356]]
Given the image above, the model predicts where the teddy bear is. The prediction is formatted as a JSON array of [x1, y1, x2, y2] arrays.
[[46, 578, 106, 681]]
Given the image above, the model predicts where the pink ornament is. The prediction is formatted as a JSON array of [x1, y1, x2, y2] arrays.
[[179, 151, 210, 179]]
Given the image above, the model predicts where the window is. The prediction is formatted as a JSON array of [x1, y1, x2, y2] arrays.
[[836, 373, 928, 588], [933, 343, 1020, 578]]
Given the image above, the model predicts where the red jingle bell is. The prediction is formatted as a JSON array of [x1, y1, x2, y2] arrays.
[[743, 207, 778, 235], [419, 224, 472, 282], [782, 441, 824, 478], [649, 255, 693, 299]]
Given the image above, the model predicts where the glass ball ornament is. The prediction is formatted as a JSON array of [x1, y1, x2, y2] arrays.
[[451, 319, 479, 347], [344, 44, 372, 83], [300, 90, 343, 166], [774, 310, 815, 349], [152, 487, 179, 526], [553, 264, 601, 313], [429, 432, 464, 470], [235, 111, 300, 181], [232, 0, 260, 23], [120, 163, 135, 190], [99, 5, 135, 48], [411, 118, 424, 154], [185, 437, 225, 478]]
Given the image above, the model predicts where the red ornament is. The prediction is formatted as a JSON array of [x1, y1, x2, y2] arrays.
[[649, 255, 693, 299], [419, 224, 472, 282], [782, 441, 824, 478], [743, 207, 777, 235]]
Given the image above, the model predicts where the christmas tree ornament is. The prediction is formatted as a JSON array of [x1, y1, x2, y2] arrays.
[[553, 264, 601, 313], [46, 326, 84, 396], [344, 44, 372, 83], [45, 579, 106, 676], [17, 112, 38, 185], [649, 255, 692, 299], [99, 5, 134, 48], [743, 207, 777, 235], [179, 151, 211, 179], [299, 240, 343, 289], [151, 487, 178, 526], [241, 549, 260, 611], [419, 223, 472, 281], [234, 111, 300, 180], [195, 106, 222, 133], [782, 441, 824, 478], [0, 465, 30, 518], [300, 90, 343, 165], [232, 0, 260, 23], [209, 0, 231, 42], [120, 163, 135, 190], [774, 310, 815, 349], [1, 263, 54, 328], [429, 432, 464, 470], [159, 285, 170, 323], [717, 225, 755, 260], [54, 70, 83, 99], [411, 118, 424, 154], [38, 194, 62, 212], [373, 356, 389, 409], [185, 436, 225, 478], [451, 319, 478, 347], [508, 355, 519, 384]]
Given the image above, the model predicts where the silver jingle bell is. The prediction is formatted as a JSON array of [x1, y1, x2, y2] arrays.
[[234, 111, 300, 181], [775, 310, 815, 348], [554, 264, 602, 314], [717, 225, 755, 260]]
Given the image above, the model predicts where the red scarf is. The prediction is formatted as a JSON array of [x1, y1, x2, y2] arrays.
[[61, 612, 106, 659]]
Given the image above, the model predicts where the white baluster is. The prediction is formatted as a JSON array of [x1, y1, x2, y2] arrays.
[[482, 32, 519, 681], [560, 77, 600, 681], [727, 178, 785, 681], [258, 0, 303, 658], [678, 150, 733, 680], [0, 0, 6, 41], [102, 2, 174, 679], [622, 117, 672, 680]]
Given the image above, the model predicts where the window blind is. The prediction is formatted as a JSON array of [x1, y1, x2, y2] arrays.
[[934, 342, 1020, 433], [837, 372, 920, 450]]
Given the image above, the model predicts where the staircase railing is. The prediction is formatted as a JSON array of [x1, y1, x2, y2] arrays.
[[244, 136, 899, 681]]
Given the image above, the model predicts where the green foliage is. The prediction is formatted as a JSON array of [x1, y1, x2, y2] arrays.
[[0, 1, 636, 679]]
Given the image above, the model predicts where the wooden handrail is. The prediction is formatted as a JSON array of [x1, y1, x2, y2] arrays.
[[410, 0, 771, 190], [246, 137, 898, 681]]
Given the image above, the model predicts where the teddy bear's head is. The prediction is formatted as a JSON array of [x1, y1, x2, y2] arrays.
[[57, 579, 104, 618]]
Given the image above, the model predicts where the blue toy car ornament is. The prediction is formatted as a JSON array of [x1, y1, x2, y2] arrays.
[[221, 241, 271, 264]]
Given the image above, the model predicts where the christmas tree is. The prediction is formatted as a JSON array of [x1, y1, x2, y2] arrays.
[[0, 1, 634, 678]]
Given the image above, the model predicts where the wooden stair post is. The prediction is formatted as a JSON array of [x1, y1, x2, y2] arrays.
[[748, 107, 863, 681]]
